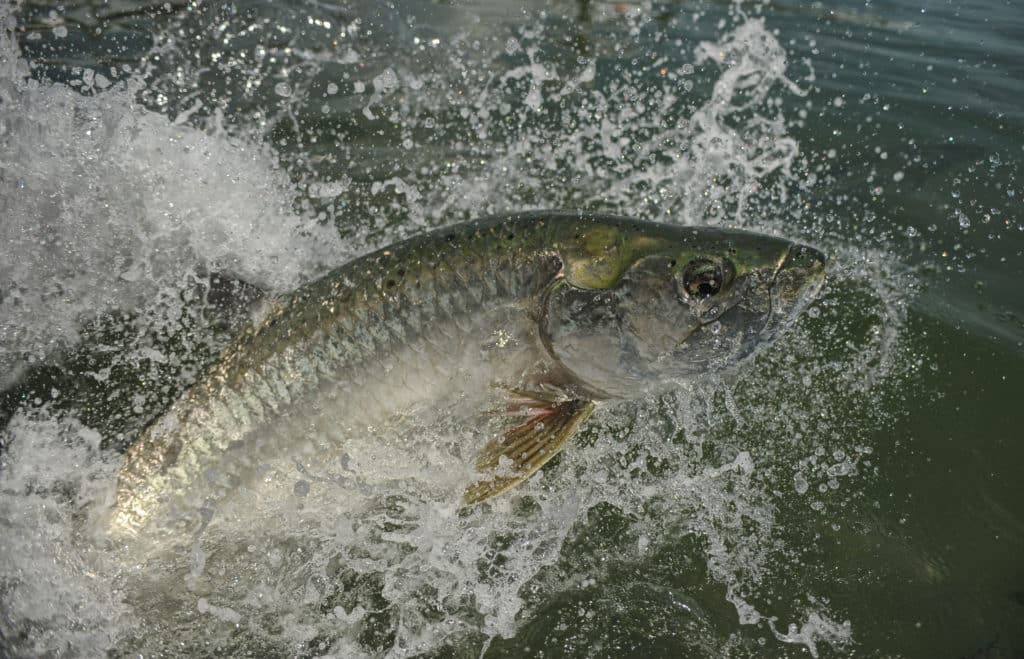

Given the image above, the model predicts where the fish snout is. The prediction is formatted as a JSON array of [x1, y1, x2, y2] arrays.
[[760, 242, 827, 337], [774, 242, 826, 296], [780, 243, 826, 277]]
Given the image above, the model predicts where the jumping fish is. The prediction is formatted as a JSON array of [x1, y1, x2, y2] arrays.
[[109, 212, 825, 537]]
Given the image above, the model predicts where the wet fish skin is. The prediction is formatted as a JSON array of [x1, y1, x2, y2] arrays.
[[110, 211, 824, 537]]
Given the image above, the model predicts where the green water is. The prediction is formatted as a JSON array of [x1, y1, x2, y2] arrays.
[[1, 0, 1022, 657]]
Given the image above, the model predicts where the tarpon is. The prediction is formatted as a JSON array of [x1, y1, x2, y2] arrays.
[[109, 212, 825, 537]]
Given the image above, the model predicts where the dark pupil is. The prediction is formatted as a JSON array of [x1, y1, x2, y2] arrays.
[[685, 264, 722, 299]]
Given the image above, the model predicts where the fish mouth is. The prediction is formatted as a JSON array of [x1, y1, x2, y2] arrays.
[[761, 242, 827, 336], [778, 243, 827, 280]]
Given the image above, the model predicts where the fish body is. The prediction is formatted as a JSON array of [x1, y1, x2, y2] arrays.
[[110, 212, 824, 537]]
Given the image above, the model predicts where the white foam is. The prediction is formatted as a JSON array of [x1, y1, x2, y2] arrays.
[[0, 409, 126, 655], [0, 38, 343, 389]]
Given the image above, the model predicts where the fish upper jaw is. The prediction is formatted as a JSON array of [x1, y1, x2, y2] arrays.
[[761, 242, 827, 337]]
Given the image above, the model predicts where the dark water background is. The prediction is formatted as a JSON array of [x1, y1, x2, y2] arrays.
[[1, 0, 1022, 657]]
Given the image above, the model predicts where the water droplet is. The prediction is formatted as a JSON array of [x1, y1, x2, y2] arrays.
[[794, 473, 809, 494]]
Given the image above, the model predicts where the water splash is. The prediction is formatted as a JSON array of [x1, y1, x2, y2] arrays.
[[0, 9, 344, 391], [0, 2, 917, 656], [0, 409, 126, 655]]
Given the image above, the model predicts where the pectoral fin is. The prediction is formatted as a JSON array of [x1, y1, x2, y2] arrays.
[[464, 396, 596, 504]]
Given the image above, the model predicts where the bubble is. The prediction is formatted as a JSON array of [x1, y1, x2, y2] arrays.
[[372, 68, 399, 95], [794, 473, 810, 494]]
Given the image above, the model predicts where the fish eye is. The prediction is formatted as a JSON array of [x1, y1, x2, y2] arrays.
[[680, 259, 726, 300]]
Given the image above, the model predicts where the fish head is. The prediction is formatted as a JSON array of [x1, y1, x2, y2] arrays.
[[541, 222, 825, 398]]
